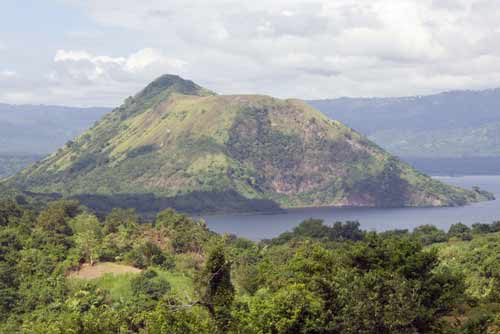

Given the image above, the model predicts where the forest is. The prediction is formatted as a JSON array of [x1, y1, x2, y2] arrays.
[[0, 198, 499, 334]]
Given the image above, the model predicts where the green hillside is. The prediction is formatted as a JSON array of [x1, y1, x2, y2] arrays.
[[3, 75, 492, 213], [370, 122, 500, 158]]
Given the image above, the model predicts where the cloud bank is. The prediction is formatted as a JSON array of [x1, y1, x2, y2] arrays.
[[2, 0, 500, 106]]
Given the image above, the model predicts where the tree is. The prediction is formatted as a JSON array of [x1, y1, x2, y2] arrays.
[[472, 223, 491, 234], [272, 219, 364, 244], [71, 213, 102, 265], [0, 200, 23, 227], [146, 298, 216, 334], [37, 200, 80, 237], [330, 221, 364, 241], [448, 223, 472, 241], [237, 284, 322, 334], [131, 269, 171, 301], [292, 219, 330, 239], [126, 241, 168, 269], [412, 225, 448, 245], [0, 228, 22, 319], [103, 208, 138, 234], [156, 208, 189, 229], [156, 208, 210, 253], [198, 245, 235, 333], [337, 271, 420, 334], [342, 235, 461, 332], [490, 221, 500, 232]]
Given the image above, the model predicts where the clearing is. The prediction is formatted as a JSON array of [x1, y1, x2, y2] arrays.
[[68, 262, 141, 279]]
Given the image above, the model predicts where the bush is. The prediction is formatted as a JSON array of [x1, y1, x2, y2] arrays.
[[271, 219, 364, 245], [125, 241, 172, 269], [412, 225, 448, 245], [472, 223, 491, 234], [491, 221, 500, 233], [449, 223, 472, 241], [131, 269, 171, 300]]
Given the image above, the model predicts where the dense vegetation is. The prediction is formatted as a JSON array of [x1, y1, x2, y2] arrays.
[[1, 198, 499, 333], [308, 88, 500, 159], [3, 75, 492, 215]]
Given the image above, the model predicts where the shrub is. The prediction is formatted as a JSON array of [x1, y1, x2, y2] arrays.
[[412, 225, 448, 245], [131, 269, 171, 300], [449, 223, 472, 241], [472, 223, 491, 235]]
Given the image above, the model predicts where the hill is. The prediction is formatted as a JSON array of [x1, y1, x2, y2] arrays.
[[308, 88, 500, 158], [0, 103, 110, 155], [2, 75, 492, 214]]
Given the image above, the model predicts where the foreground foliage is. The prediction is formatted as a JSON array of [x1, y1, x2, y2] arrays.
[[0, 198, 499, 333]]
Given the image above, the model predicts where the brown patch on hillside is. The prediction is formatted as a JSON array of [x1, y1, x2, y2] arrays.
[[68, 262, 141, 279]]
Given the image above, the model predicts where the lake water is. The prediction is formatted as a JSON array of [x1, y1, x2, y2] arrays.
[[202, 175, 500, 240]]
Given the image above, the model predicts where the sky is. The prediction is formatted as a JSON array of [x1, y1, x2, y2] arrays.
[[1, 0, 500, 107]]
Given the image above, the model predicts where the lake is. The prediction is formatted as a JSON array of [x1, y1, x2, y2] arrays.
[[202, 175, 500, 240]]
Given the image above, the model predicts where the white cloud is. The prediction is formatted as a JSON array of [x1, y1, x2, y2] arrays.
[[55, 52, 124, 69], [0, 91, 35, 104], [31, 48, 188, 105], [5, 0, 500, 105], [0, 48, 188, 106], [54, 48, 186, 78], [61, 0, 500, 101], [0, 70, 16, 78], [124, 48, 187, 73]]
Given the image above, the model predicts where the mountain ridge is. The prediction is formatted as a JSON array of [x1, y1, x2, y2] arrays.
[[0, 103, 111, 155], [2, 75, 492, 214], [308, 87, 500, 158]]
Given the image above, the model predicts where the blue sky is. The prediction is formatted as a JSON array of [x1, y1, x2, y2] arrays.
[[1, 0, 500, 106]]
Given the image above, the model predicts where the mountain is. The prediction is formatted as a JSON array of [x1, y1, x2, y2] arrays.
[[3, 87, 500, 177], [0, 153, 43, 179], [0, 103, 110, 154], [2, 75, 492, 214], [308, 88, 500, 158]]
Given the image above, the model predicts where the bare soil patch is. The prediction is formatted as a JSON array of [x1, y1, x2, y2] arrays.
[[68, 262, 141, 279]]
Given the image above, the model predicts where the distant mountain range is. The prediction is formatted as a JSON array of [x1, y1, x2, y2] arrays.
[[308, 88, 500, 158], [3, 74, 490, 214], [0, 153, 43, 179], [0, 103, 110, 154]]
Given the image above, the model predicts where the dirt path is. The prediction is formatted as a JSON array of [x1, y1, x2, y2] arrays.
[[68, 262, 141, 279]]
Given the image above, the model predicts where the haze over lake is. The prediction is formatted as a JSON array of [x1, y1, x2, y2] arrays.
[[202, 175, 500, 240]]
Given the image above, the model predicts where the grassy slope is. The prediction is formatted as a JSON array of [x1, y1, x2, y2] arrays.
[[69, 267, 193, 302], [3, 75, 492, 212]]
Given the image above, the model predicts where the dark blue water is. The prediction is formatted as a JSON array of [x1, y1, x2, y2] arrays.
[[202, 176, 500, 240]]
